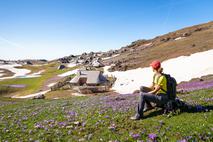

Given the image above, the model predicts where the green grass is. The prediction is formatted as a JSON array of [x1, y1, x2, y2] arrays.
[[0, 63, 79, 96], [0, 88, 212, 142]]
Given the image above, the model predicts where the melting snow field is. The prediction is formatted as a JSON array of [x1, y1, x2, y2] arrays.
[[104, 49, 213, 94], [67, 62, 77, 68], [16, 70, 45, 78], [0, 64, 31, 80], [0, 64, 46, 80]]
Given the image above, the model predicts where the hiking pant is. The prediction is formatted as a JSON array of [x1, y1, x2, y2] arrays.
[[136, 86, 169, 117]]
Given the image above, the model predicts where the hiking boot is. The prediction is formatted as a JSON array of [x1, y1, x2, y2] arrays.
[[143, 106, 154, 112], [130, 114, 142, 120]]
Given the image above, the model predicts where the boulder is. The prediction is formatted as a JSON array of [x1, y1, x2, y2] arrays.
[[58, 64, 66, 70], [33, 94, 45, 99], [59, 58, 70, 63], [194, 27, 203, 32], [192, 44, 196, 47], [26, 61, 33, 65], [92, 60, 104, 68], [82, 52, 87, 56], [182, 32, 191, 37], [161, 37, 170, 42], [88, 52, 94, 56]]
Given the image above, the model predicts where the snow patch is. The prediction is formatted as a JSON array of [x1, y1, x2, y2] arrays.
[[32, 64, 48, 67], [102, 54, 120, 60], [17, 70, 45, 78], [67, 62, 77, 68], [175, 37, 185, 41], [0, 64, 31, 80], [58, 69, 79, 77], [104, 49, 213, 94], [12, 90, 50, 99], [47, 82, 57, 87], [72, 93, 86, 96]]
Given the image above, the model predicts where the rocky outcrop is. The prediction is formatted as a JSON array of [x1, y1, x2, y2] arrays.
[[51, 76, 72, 91], [71, 52, 106, 68], [58, 55, 76, 64], [108, 60, 128, 71]]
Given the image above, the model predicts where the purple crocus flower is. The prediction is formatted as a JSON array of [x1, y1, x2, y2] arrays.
[[22, 116, 28, 121], [34, 123, 44, 129], [68, 111, 77, 116], [58, 121, 67, 127], [104, 115, 110, 118], [148, 133, 157, 140], [100, 93, 138, 112], [204, 98, 213, 102], [177, 79, 213, 92], [131, 133, 140, 139], [178, 139, 187, 142], [82, 122, 86, 127]]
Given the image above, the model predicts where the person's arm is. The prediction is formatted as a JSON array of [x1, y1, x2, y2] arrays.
[[148, 84, 161, 94], [149, 82, 155, 90], [148, 76, 165, 94]]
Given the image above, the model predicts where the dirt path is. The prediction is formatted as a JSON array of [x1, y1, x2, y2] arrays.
[[12, 75, 63, 99], [41, 75, 63, 91]]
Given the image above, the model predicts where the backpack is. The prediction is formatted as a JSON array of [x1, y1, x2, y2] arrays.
[[162, 74, 177, 100], [154, 73, 177, 100]]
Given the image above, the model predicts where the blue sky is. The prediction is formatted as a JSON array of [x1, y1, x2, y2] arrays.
[[0, 0, 213, 60]]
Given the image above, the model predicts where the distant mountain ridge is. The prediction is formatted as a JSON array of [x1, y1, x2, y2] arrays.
[[102, 21, 213, 71]]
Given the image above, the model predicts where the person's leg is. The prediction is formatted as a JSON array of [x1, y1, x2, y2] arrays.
[[130, 92, 154, 120], [140, 86, 152, 93], [137, 93, 158, 117], [140, 86, 153, 109], [132, 93, 168, 120]]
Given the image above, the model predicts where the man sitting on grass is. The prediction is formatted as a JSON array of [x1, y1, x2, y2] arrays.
[[131, 60, 169, 120]]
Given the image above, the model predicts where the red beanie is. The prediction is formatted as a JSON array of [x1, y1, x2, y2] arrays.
[[150, 60, 161, 70]]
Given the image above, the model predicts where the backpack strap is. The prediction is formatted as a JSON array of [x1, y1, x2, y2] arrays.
[[161, 87, 167, 94], [160, 73, 167, 92]]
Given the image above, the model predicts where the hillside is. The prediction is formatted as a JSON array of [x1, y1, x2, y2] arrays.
[[102, 21, 213, 71]]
